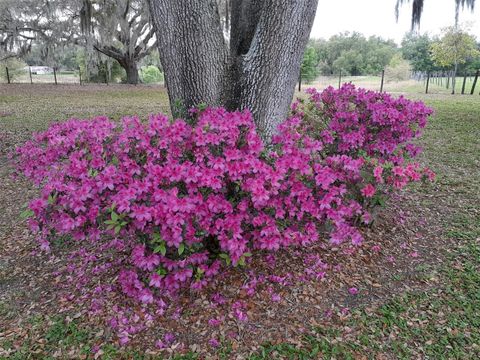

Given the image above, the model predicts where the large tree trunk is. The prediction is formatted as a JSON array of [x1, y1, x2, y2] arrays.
[[148, 0, 318, 139], [148, 0, 229, 118], [123, 60, 139, 85]]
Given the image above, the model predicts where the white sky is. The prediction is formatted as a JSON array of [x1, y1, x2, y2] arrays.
[[310, 0, 480, 44]]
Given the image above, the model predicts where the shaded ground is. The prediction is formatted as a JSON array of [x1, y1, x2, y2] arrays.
[[0, 84, 479, 359]]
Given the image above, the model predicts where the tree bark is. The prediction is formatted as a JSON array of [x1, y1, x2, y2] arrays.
[[148, 0, 318, 139], [148, 0, 229, 118], [94, 45, 140, 85], [123, 59, 139, 85]]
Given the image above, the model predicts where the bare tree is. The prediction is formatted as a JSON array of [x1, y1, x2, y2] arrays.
[[148, 0, 318, 140]]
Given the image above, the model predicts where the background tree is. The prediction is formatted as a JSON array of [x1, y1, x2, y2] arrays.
[[147, 0, 318, 140], [384, 53, 412, 81], [300, 46, 319, 83], [0, 0, 77, 63], [309, 33, 397, 76], [84, 0, 157, 84], [401, 32, 438, 73], [430, 26, 479, 93]]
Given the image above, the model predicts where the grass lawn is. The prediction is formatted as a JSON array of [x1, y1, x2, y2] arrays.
[[0, 83, 479, 359]]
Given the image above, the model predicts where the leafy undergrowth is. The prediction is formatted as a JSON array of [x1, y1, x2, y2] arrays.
[[1, 86, 479, 359]]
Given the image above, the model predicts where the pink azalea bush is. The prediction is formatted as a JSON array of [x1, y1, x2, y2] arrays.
[[13, 84, 434, 304]]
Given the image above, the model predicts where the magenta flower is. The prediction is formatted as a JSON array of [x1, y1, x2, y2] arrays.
[[209, 338, 220, 348], [361, 184, 376, 198], [13, 85, 433, 308], [348, 287, 359, 295]]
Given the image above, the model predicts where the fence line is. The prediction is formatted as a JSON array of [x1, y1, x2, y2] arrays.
[[4, 66, 480, 95], [1, 66, 168, 86], [413, 70, 480, 95]]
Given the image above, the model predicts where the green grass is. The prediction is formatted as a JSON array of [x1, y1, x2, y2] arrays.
[[0, 84, 170, 134]]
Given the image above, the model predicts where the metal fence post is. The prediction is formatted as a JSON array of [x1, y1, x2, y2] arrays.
[[6, 67, 10, 84]]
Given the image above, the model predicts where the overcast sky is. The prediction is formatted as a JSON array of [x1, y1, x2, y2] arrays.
[[310, 0, 480, 44]]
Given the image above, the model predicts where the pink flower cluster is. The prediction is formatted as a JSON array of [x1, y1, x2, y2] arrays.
[[14, 84, 434, 303]]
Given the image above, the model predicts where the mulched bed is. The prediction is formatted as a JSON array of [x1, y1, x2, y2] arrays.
[[0, 152, 450, 359]]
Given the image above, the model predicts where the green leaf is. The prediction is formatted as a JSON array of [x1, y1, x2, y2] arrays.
[[195, 267, 204, 280], [156, 267, 167, 276], [48, 193, 57, 205], [114, 225, 121, 234], [152, 232, 161, 243], [238, 257, 246, 267], [20, 208, 34, 219], [111, 211, 119, 222], [219, 253, 231, 266], [178, 243, 185, 255], [243, 252, 252, 257], [154, 242, 167, 256]]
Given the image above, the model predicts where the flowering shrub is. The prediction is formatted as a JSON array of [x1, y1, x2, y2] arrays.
[[14, 84, 434, 304]]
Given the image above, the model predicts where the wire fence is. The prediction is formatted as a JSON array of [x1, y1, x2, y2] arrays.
[[416, 70, 480, 95], [3, 66, 480, 96], [1, 66, 82, 85], [0, 66, 166, 86], [298, 69, 480, 95]]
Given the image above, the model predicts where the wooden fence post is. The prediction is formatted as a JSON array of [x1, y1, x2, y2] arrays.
[[461, 73, 467, 95], [5, 67, 10, 84], [425, 72, 430, 94], [53, 67, 58, 85], [29, 66, 33, 84], [298, 72, 301, 92], [338, 70, 342, 89], [380, 69, 385, 93], [470, 70, 479, 95], [78, 66, 82, 85]]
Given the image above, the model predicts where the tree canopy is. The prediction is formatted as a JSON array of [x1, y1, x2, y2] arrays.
[[309, 33, 398, 76], [401, 32, 438, 72]]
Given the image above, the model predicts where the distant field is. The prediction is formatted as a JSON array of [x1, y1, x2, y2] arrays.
[[3, 72, 80, 84], [304, 75, 480, 95]]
